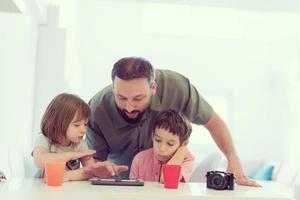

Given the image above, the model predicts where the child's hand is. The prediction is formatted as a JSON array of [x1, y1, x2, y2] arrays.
[[176, 145, 188, 156], [63, 171, 70, 182], [70, 150, 96, 160], [176, 140, 189, 156]]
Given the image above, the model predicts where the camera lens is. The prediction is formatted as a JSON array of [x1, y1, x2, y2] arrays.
[[210, 173, 227, 190], [212, 177, 222, 185]]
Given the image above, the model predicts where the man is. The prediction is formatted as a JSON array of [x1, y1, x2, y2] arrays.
[[86, 57, 259, 186]]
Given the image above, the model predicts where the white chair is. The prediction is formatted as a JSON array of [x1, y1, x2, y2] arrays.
[[8, 144, 36, 178], [189, 151, 222, 182]]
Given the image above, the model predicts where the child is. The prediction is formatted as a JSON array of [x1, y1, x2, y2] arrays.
[[32, 93, 127, 181], [130, 109, 194, 182]]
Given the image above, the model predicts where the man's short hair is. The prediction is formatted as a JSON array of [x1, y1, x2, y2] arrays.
[[153, 109, 192, 144], [111, 57, 155, 83]]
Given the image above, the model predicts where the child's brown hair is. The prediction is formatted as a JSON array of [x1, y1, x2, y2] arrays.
[[153, 109, 192, 144], [41, 93, 90, 145]]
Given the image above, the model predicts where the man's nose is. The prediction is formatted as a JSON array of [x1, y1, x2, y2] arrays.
[[124, 101, 135, 112]]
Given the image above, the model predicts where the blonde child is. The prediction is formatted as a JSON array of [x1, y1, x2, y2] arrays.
[[33, 93, 127, 181], [130, 109, 194, 182]]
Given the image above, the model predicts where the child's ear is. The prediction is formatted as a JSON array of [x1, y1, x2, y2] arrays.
[[182, 140, 189, 146]]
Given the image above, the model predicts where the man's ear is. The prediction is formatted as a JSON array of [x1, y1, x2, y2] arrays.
[[150, 81, 157, 95]]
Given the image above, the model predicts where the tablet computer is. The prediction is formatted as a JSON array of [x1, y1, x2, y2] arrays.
[[90, 177, 144, 186]]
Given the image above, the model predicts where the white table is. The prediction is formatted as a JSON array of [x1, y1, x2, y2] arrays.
[[0, 178, 292, 200]]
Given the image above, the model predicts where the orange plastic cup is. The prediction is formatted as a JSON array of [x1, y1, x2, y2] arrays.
[[44, 161, 66, 186], [163, 164, 181, 189]]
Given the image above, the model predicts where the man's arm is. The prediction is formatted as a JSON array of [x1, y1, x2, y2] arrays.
[[86, 120, 110, 161], [33, 147, 96, 169], [204, 111, 260, 187]]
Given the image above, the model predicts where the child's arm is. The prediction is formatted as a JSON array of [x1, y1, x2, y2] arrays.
[[33, 147, 95, 169], [80, 154, 95, 167], [166, 145, 189, 165], [166, 140, 189, 166], [176, 151, 194, 182], [61, 155, 96, 181], [160, 141, 191, 182], [63, 168, 93, 181]]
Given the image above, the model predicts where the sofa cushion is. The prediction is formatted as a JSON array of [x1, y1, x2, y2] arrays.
[[294, 179, 300, 200], [262, 159, 282, 180], [275, 162, 298, 186], [250, 165, 274, 180], [189, 152, 222, 182]]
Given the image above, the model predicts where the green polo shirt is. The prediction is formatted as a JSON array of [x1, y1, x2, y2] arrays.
[[86, 69, 213, 178]]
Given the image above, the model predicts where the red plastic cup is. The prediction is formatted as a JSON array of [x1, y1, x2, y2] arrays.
[[163, 164, 181, 189], [44, 161, 66, 186]]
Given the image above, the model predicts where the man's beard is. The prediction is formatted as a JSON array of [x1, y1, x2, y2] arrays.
[[116, 107, 145, 124]]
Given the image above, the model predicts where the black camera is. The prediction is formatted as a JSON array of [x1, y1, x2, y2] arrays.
[[206, 171, 234, 190]]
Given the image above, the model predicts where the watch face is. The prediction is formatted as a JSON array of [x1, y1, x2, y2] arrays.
[[66, 159, 80, 170]]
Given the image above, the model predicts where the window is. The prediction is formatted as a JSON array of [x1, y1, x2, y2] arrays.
[[189, 93, 232, 145]]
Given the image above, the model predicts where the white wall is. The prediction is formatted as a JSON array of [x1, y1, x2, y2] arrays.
[[0, 1, 45, 178], [32, 6, 66, 137], [2, 0, 300, 178], [45, 0, 300, 162]]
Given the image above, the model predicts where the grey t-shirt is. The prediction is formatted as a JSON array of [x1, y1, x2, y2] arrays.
[[86, 69, 214, 178], [33, 134, 88, 178]]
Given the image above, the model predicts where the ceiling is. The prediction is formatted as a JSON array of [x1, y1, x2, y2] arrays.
[[96, 0, 300, 14], [2, 0, 300, 14]]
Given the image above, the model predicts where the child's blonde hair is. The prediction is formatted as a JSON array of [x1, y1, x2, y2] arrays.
[[41, 93, 90, 145]]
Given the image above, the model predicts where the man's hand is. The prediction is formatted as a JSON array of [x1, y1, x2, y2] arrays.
[[227, 160, 261, 187], [83, 161, 128, 178], [234, 174, 261, 187]]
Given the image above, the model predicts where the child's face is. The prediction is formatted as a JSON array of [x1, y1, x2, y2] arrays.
[[152, 127, 181, 163], [65, 113, 88, 144]]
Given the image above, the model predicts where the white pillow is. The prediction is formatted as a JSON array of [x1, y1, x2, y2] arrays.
[[294, 180, 300, 200], [241, 159, 264, 177], [276, 162, 298, 186], [293, 169, 300, 186], [189, 152, 222, 182]]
